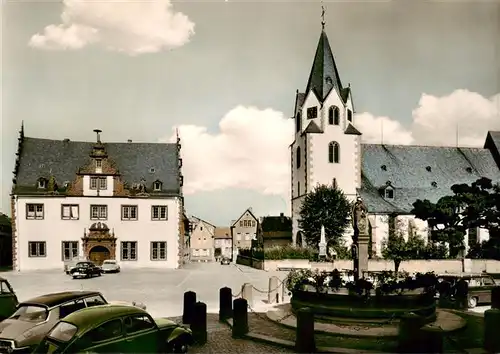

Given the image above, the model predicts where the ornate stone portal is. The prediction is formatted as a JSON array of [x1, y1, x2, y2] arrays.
[[351, 197, 370, 281], [82, 222, 117, 265]]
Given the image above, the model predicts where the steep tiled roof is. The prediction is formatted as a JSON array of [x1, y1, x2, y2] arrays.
[[303, 121, 323, 134], [261, 215, 292, 233], [295, 92, 306, 113], [358, 144, 500, 214], [344, 123, 361, 135], [305, 30, 343, 103], [14, 137, 180, 196], [214, 227, 231, 239]]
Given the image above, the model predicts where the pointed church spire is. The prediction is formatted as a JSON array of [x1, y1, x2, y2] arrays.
[[305, 6, 343, 103]]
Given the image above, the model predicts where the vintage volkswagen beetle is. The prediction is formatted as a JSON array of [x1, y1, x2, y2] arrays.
[[0, 277, 18, 321], [35, 304, 193, 353]]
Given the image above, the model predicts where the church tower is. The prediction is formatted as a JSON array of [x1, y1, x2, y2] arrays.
[[291, 9, 362, 246]]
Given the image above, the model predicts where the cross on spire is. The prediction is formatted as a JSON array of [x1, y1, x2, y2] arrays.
[[321, 3, 326, 30]]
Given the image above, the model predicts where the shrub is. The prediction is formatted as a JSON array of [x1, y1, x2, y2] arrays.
[[263, 245, 315, 260]]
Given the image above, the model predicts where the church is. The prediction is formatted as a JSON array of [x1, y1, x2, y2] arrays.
[[290, 22, 500, 256], [10, 126, 189, 271]]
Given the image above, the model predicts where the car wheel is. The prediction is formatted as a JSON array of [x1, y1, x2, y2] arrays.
[[98, 271, 101, 276], [468, 296, 478, 308], [167, 337, 189, 353]]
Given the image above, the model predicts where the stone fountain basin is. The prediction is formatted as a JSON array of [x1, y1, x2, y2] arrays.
[[291, 287, 436, 322]]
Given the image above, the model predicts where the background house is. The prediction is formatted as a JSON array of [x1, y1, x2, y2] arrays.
[[258, 213, 293, 249], [214, 227, 232, 260], [0, 213, 12, 268], [231, 207, 259, 254], [189, 216, 215, 262]]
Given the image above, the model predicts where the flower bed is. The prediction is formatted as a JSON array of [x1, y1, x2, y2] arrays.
[[287, 269, 438, 323]]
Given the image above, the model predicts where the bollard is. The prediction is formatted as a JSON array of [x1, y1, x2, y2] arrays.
[[191, 302, 207, 345], [398, 312, 423, 353], [232, 298, 249, 338], [182, 291, 196, 325], [484, 308, 500, 353], [420, 326, 443, 353], [268, 276, 280, 304], [491, 286, 500, 309], [295, 307, 315, 353], [241, 283, 253, 306], [219, 287, 233, 322]]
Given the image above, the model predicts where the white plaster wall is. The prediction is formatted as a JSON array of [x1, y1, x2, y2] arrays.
[[82, 176, 114, 197], [14, 196, 180, 271], [214, 239, 232, 258], [190, 221, 215, 257], [291, 196, 304, 245]]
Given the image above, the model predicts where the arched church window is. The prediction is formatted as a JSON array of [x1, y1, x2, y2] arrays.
[[328, 142, 340, 163], [295, 112, 302, 133], [328, 106, 340, 125], [296, 147, 301, 169]]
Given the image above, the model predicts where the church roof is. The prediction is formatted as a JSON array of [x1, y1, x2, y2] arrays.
[[13, 137, 181, 196], [358, 143, 500, 214], [303, 120, 323, 134], [305, 30, 343, 103], [344, 123, 361, 135]]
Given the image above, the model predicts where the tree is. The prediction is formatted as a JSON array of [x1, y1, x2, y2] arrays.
[[381, 215, 409, 272], [299, 184, 352, 247]]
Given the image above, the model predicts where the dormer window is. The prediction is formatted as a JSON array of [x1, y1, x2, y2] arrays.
[[384, 186, 394, 199], [153, 181, 162, 191], [307, 106, 318, 119], [95, 159, 102, 168], [90, 177, 107, 190], [37, 178, 47, 189]]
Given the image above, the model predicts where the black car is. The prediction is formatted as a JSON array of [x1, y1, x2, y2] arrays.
[[70, 262, 102, 279], [220, 257, 231, 265]]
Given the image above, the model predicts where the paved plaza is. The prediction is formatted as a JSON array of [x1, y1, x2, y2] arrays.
[[2, 262, 289, 318]]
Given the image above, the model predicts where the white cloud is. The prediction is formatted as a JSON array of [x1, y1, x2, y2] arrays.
[[29, 0, 195, 55], [161, 106, 293, 198], [357, 89, 500, 146]]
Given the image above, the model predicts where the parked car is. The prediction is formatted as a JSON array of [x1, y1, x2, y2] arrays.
[[70, 261, 102, 279], [437, 273, 497, 308], [220, 257, 231, 265], [0, 277, 18, 321], [101, 260, 121, 273], [34, 304, 193, 353], [0, 291, 145, 353], [64, 257, 88, 275]]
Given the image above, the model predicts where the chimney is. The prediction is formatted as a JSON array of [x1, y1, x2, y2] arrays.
[[127, 139, 132, 143], [93, 129, 102, 143]]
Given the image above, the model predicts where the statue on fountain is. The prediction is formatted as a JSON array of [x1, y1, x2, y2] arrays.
[[351, 197, 370, 281]]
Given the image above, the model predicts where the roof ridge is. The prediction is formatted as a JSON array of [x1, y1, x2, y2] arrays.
[[24, 136, 176, 145]]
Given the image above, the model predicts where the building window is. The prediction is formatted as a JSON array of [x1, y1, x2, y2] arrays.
[[122, 205, 138, 221], [28, 241, 46, 257], [61, 204, 79, 220], [90, 177, 107, 190], [37, 179, 47, 189], [62, 241, 78, 261], [26, 204, 44, 220], [236, 233, 241, 241], [153, 181, 162, 191], [468, 227, 478, 248], [90, 205, 107, 220], [95, 159, 102, 168], [384, 188, 394, 199], [121, 242, 137, 261], [328, 141, 340, 163], [328, 106, 340, 125], [296, 146, 301, 169], [252, 221, 256, 227], [151, 206, 168, 221], [239, 221, 243, 227], [297, 181, 301, 196], [347, 109, 353, 122], [307, 106, 318, 119], [295, 112, 302, 132], [151, 241, 167, 261]]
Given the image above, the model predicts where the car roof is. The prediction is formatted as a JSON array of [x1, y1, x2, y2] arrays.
[[63, 304, 147, 333], [21, 291, 103, 308]]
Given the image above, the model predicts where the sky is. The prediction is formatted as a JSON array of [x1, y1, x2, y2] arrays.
[[1, 0, 500, 226]]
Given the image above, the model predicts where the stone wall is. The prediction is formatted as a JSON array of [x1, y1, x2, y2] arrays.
[[236, 255, 264, 270], [262, 258, 500, 274]]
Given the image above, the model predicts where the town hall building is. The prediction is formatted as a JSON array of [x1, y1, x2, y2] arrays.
[[10, 126, 189, 271], [291, 23, 500, 255]]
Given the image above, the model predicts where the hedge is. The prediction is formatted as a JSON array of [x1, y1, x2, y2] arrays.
[[238, 245, 315, 260]]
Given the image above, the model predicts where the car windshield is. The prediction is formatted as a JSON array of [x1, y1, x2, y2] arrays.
[[76, 262, 90, 267], [48, 322, 78, 342], [10, 305, 48, 323], [0, 280, 13, 294], [103, 261, 116, 265]]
